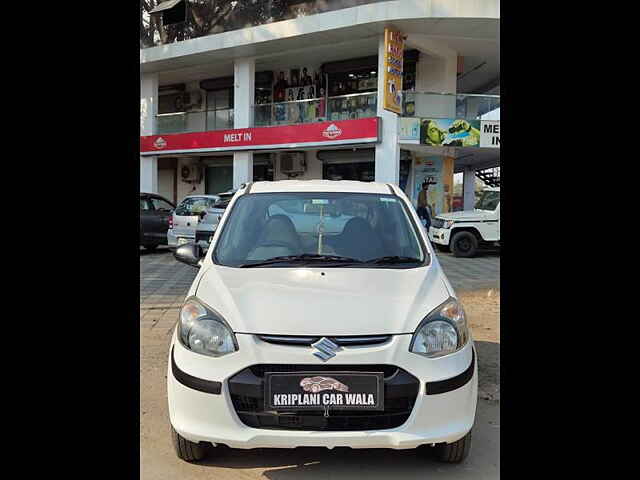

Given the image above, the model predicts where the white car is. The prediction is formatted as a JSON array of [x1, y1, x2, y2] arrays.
[[169, 180, 477, 464], [194, 190, 236, 249], [429, 187, 500, 257], [168, 195, 221, 249]]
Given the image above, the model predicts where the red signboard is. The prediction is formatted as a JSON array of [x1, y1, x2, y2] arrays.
[[140, 117, 380, 155]]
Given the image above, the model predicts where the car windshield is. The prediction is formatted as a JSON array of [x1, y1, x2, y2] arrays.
[[175, 197, 218, 216], [475, 191, 500, 211], [213, 192, 426, 268]]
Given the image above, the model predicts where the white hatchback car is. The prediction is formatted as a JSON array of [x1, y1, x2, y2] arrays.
[[169, 180, 477, 463]]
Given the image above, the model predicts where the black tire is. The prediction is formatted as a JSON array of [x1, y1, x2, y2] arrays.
[[451, 231, 478, 258], [434, 429, 472, 463], [171, 425, 210, 462], [434, 244, 450, 253]]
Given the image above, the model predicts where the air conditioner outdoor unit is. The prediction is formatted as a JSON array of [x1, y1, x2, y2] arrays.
[[280, 152, 306, 175], [181, 164, 202, 183]]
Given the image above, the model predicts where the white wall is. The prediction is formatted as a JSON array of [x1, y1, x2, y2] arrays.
[[176, 158, 205, 202], [273, 150, 323, 181], [158, 168, 175, 203]]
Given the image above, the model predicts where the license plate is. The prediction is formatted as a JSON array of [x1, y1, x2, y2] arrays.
[[265, 371, 384, 411], [178, 238, 189, 245]]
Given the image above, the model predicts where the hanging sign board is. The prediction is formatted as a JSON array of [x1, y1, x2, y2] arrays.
[[480, 120, 500, 148], [383, 28, 404, 114]]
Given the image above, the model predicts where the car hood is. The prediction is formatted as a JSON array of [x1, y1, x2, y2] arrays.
[[436, 209, 493, 222], [195, 264, 451, 336]]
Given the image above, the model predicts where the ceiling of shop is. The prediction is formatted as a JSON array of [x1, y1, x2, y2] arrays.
[[151, 15, 499, 94]]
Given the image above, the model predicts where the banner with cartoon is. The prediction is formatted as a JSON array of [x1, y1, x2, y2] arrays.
[[420, 119, 481, 147], [412, 156, 454, 224]]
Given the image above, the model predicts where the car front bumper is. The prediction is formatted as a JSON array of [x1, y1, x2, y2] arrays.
[[167, 230, 195, 248], [167, 331, 477, 450], [429, 227, 451, 246]]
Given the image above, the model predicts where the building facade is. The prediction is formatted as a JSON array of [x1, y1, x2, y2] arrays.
[[140, 0, 500, 213]]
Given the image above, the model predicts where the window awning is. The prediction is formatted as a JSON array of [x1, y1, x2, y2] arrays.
[[149, 0, 183, 15]]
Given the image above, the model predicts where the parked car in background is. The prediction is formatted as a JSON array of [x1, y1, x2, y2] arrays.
[[194, 190, 236, 249], [140, 192, 175, 251], [429, 187, 500, 257], [168, 195, 221, 249]]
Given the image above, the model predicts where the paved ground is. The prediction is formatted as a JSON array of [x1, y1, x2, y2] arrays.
[[140, 246, 500, 479]]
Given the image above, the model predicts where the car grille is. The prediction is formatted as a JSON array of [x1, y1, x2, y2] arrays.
[[257, 335, 391, 347], [228, 364, 419, 431], [431, 218, 444, 229]]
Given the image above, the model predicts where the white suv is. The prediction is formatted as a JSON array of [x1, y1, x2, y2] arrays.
[[429, 187, 500, 257], [169, 180, 477, 463]]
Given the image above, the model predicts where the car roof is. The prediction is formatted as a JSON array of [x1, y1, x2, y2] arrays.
[[248, 180, 392, 194], [182, 194, 220, 199]]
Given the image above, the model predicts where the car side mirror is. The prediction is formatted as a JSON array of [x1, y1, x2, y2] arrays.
[[174, 243, 204, 268]]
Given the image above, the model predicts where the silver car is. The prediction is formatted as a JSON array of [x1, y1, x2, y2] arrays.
[[167, 195, 220, 249], [194, 190, 236, 249]]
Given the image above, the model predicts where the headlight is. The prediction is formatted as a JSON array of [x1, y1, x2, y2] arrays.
[[443, 220, 455, 229], [178, 297, 238, 357], [410, 298, 469, 358]]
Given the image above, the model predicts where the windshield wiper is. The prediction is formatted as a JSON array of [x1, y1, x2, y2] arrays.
[[239, 254, 363, 268], [364, 256, 423, 265]]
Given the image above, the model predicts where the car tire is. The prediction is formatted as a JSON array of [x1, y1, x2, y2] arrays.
[[171, 425, 210, 462], [451, 231, 478, 258], [434, 429, 472, 463], [434, 244, 450, 253]]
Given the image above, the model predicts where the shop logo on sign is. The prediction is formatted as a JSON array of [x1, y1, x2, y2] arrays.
[[322, 124, 343, 140], [153, 137, 167, 149]]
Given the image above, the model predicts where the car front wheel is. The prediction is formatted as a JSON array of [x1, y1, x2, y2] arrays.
[[171, 425, 211, 462], [451, 231, 478, 258], [434, 429, 472, 463]]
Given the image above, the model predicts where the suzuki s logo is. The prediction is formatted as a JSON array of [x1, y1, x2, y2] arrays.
[[311, 337, 340, 361], [153, 137, 167, 149], [322, 124, 342, 140]]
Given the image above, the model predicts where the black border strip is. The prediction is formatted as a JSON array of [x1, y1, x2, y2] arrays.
[[425, 348, 475, 395], [171, 346, 222, 395]]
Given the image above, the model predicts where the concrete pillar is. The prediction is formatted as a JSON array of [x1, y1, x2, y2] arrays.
[[233, 58, 255, 188], [140, 157, 158, 193], [462, 167, 476, 211], [407, 35, 458, 118], [374, 34, 400, 185], [140, 73, 159, 192]]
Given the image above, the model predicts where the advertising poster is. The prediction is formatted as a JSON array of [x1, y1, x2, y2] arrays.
[[413, 156, 454, 219], [480, 120, 500, 148], [420, 118, 481, 147], [272, 66, 325, 125], [399, 118, 420, 143], [383, 28, 404, 114]]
